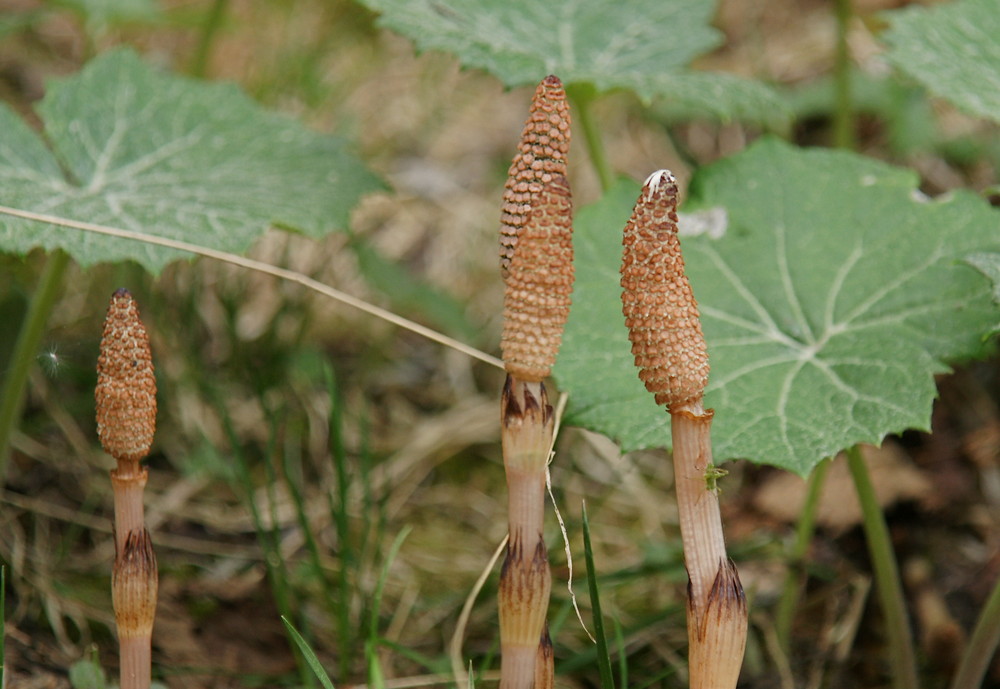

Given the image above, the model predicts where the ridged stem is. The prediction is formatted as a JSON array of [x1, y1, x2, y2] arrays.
[[498, 375, 553, 689], [671, 406, 727, 606], [846, 445, 919, 689], [118, 636, 152, 689], [0, 249, 70, 485], [671, 404, 747, 689], [111, 461, 147, 556], [113, 528, 157, 689]]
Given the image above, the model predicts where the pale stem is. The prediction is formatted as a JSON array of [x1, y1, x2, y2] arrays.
[[499, 376, 553, 689], [670, 405, 727, 612], [118, 636, 151, 689], [499, 648, 536, 689], [506, 468, 545, 548], [111, 462, 148, 556]]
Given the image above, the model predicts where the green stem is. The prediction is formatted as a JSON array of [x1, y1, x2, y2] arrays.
[[0, 250, 70, 486], [846, 445, 919, 689], [567, 85, 614, 193], [950, 569, 1000, 689], [775, 456, 831, 651], [189, 0, 229, 78], [832, 0, 855, 150]]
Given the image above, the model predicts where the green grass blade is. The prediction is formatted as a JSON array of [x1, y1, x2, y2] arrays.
[[323, 362, 354, 681], [367, 527, 411, 689], [581, 502, 616, 689], [282, 616, 336, 689], [614, 616, 627, 689], [949, 569, 1000, 689], [217, 397, 311, 687], [280, 418, 340, 625]]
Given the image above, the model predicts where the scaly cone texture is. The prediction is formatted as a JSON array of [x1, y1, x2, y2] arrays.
[[500, 74, 571, 280], [96, 288, 158, 689], [621, 171, 746, 689], [96, 288, 157, 464], [501, 174, 574, 381], [620, 170, 709, 412]]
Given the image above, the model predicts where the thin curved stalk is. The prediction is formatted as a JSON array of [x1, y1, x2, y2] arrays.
[[775, 456, 832, 651], [567, 85, 614, 193], [0, 249, 70, 486], [846, 445, 919, 689], [0, 205, 502, 370], [949, 570, 1000, 689]]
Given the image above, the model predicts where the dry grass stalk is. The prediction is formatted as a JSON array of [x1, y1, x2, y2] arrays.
[[96, 288, 158, 689], [621, 171, 747, 688], [497, 74, 572, 689]]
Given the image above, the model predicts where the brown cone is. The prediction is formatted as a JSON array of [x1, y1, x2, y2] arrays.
[[621, 170, 709, 411], [501, 175, 574, 381], [500, 75, 571, 280], [96, 289, 157, 462]]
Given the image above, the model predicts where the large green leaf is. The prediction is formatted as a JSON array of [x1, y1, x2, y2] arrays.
[[357, 0, 787, 125], [0, 49, 383, 273], [556, 138, 1000, 475], [883, 0, 1000, 123]]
